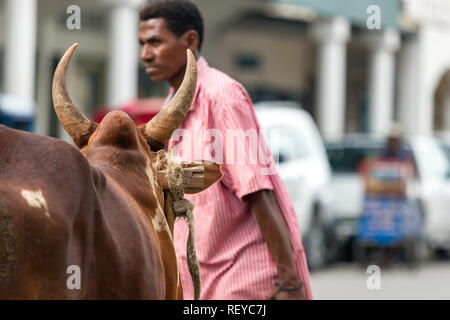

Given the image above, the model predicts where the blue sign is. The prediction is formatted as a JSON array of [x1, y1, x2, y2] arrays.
[[356, 196, 423, 246]]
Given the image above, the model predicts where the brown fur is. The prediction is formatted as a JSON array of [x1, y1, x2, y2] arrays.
[[0, 110, 181, 299]]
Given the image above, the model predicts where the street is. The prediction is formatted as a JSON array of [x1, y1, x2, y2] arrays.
[[310, 260, 450, 300]]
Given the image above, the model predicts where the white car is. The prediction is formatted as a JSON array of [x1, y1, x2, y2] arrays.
[[326, 133, 450, 260], [410, 136, 450, 254], [255, 101, 335, 269]]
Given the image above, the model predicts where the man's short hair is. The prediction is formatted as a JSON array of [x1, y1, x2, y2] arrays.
[[139, 0, 204, 51]]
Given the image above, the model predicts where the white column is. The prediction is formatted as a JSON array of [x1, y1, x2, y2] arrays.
[[35, 19, 53, 136], [3, 0, 37, 102], [365, 28, 400, 136], [105, 0, 144, 107], [397, 35, 419, 135], [310, 17, 351, 140], [397, 31, 435, 136]]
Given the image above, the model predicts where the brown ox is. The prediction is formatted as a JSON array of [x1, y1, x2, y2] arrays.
[[0, 44, 222, 299]]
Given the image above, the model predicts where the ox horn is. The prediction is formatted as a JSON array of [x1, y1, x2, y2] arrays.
[[52, 43, 97, 148], [143, 49, 197, 151]]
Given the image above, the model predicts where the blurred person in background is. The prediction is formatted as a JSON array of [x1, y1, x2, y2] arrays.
[[379, 124, 418, 179], [380, 125, 411, 163], [138, 0, 312, 300]]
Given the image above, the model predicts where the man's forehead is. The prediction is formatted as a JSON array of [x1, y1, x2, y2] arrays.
[[139, 17, 170, 35]]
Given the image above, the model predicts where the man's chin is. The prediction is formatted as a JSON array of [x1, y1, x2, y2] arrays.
[[147, 72, 165, 82]]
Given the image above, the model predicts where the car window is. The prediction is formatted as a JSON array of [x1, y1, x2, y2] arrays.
[[265, 125, 310, 163], [326, 146, 381, 173]]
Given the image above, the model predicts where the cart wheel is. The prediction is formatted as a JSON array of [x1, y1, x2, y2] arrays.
[[404, 237, 423, 267], [354, 242, 368, 268]]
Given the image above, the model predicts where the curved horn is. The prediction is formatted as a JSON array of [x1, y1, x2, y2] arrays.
[[52, 43, 96, 148], [144, 49, 197, 150]]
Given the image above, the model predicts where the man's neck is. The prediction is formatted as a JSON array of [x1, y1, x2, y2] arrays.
[[169, 52, 200, 91], [169, 67, 185, 91]]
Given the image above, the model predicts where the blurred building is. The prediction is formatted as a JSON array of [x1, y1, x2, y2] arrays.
[[398, 0, 450, 136], [0, 0, 450, 141]]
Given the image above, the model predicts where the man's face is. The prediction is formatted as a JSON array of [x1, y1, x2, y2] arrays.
[[139, 18, 187, 83]]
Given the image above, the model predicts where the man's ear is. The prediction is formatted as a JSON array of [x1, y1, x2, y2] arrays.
[[181, 30, 199, 54]]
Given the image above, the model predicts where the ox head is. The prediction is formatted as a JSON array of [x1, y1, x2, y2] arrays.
[[52, 43, 196, 152], [52, 43, 221, 196]]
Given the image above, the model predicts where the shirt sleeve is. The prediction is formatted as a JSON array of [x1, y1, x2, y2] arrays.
[[211, 84, 275, 199]]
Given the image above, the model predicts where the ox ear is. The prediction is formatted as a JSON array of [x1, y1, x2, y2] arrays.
[[157, 160, 223, 194]]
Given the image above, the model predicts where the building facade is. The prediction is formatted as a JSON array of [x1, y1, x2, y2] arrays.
[[1, 0, 450, 141]]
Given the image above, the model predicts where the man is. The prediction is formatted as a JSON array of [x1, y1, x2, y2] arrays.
[[138, 0, 312, 300], [378, 124, 418, 179], [380, 125, 413, 163]]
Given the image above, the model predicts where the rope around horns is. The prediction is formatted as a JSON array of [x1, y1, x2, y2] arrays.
[[157, 149, 201, 300]]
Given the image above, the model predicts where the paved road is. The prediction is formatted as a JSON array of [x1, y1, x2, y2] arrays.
[[309, 261, 450, 300]]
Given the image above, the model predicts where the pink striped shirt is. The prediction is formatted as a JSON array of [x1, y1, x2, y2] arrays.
[[167, 57, 313, 300]]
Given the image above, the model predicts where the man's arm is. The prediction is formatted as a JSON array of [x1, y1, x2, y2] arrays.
[[244, 189, 308, 300]]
